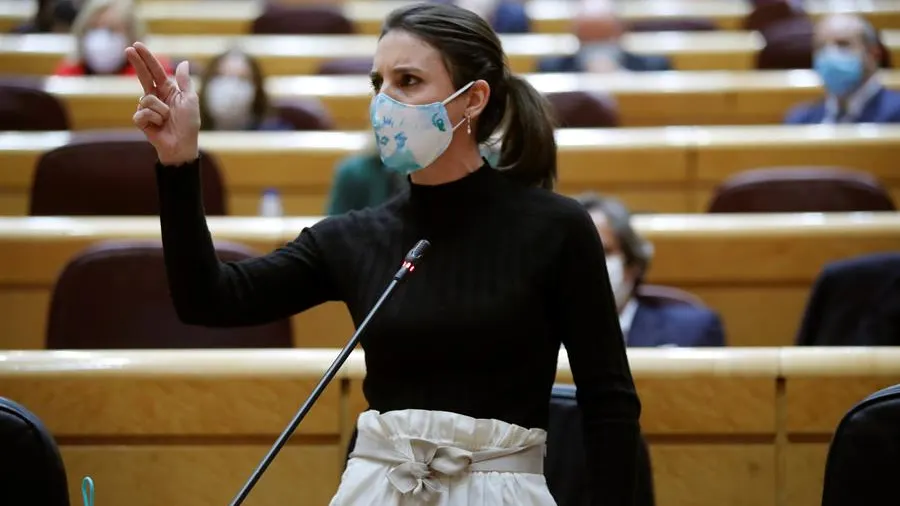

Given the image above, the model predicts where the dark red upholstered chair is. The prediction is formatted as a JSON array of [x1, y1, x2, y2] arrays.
[[636, 284, 707, 308], [743, 0, 807, 32], [251, 5, 354, 34], [545, 91, 620, 128], [273, 98, 336, 130], [707, 167, 896, 213], [0, 80, 69, 130], [317, 58, 373, 75], [756, 18, 815, 70], [46, 240, 293, 349], [29, 131, 227, 216]]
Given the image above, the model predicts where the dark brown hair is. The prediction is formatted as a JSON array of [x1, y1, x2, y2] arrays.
[[381, 3, 558, 189], [198, 48, 270, 131]]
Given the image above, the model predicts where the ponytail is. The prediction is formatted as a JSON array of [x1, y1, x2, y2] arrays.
[[498, 75, 558, 190]]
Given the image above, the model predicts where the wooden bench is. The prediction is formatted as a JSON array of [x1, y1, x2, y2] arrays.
[[0, 213, 897, 351], [0, 32, 575, 75], [3, 0, 900, 35], [2, 31, 899, 75], [2, 125, 899, 216], [33, 71, 900, 130], [2, 347, 897, 506]]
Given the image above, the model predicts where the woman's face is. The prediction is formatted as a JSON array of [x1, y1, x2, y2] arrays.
[[371, 30, 465, 112], [370, 30, 473, 160], [215, 53, 253, 80], [81, 5, 130, 73], [204, 53, 258, 129]]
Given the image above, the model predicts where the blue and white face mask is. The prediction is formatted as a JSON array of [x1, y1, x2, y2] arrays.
[[370, 81, 475, 175]]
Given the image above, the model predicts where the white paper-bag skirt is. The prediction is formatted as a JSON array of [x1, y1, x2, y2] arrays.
[[329, 409, 558, 506]]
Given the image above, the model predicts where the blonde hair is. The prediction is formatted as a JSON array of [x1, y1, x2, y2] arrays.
[[69, 0, 145, 61]]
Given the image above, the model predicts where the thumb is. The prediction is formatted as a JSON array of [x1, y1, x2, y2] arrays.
[[175, 60, 192, 93]]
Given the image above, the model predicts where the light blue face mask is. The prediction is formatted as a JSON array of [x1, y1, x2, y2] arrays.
[[814, 46, 865, 97], [370, 81, 475, 175]]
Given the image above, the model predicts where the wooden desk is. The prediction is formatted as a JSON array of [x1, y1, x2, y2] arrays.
[[0, 213, 897, 352], [3, 0, 900, 35], [780, 348, 900, 506], [2, 347, 898, 506], [0, 128, 695, 215], [0, 32, 576, 75], [3, 125, 900, 216], [3, 31, 900, 75], [38, 71, 900, 131], [0, 347, 783, 506]]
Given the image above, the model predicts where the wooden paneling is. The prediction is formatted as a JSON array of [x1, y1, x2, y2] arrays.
[[4, 0, 900, 35], [3, 125, 900, 216], [60, 445, 342, 506], [3, 348, 896, 506], [40, 70, 900, 130], [1, 212, 898, 350], [2, 31, 900, 75], [651, 444, 777, 506]]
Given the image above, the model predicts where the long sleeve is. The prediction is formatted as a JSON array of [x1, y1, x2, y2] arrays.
[[156, 157, 340, 327], [553, 207, 642, 506]]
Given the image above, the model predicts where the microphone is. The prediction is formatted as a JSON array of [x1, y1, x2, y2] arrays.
[[229, 239, 431, 506]]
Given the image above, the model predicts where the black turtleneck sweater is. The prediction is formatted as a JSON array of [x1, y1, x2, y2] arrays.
[[156, 157, 641, 505]]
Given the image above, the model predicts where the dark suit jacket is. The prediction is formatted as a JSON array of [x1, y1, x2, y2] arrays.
[[538, 51, 672, 73], [627, 303, 727, 347], [784, 87, 900, 124], [796, 252, 900, 346]]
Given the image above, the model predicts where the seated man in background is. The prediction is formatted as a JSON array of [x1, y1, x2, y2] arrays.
[[785, 14, 900, 124], [796, 252, 900, 346], [576, 193, 727, 347], [538, 0, 670, 73]]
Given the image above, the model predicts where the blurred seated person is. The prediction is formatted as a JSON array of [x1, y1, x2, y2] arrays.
[[796, 252, 900, 346], [432, 0, 530, 33], [198, 49, 291, 131], [785, 14, 900, 124], [576, 193, 727, 347], [327, 144, 500, 215], [55, 0, 172, 76], [538, 0, 671, 73], [11, 0, 78, 33]]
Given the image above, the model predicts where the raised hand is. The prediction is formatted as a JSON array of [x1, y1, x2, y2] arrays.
[[127, 42, 201, 166]]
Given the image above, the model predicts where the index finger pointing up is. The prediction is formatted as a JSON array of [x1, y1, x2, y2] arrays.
[[126, 46, 155, 96]]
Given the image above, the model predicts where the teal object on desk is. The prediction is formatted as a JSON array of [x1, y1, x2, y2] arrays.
[[82, 477, 94, 506]]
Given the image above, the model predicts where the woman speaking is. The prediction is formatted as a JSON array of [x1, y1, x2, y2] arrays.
[[127, 3, 641, 504]]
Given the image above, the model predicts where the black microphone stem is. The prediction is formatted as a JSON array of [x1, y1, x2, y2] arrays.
[[229, 240, 430, 506]]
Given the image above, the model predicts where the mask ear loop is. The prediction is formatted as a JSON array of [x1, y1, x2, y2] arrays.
[[82, 477, 94, 506], [443, 81, 477, 132]]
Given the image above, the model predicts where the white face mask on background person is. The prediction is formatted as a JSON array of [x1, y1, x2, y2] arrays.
[[82, 29, 128, 73], [205, 76, 256, 130], [605, 253, 633, 309]]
